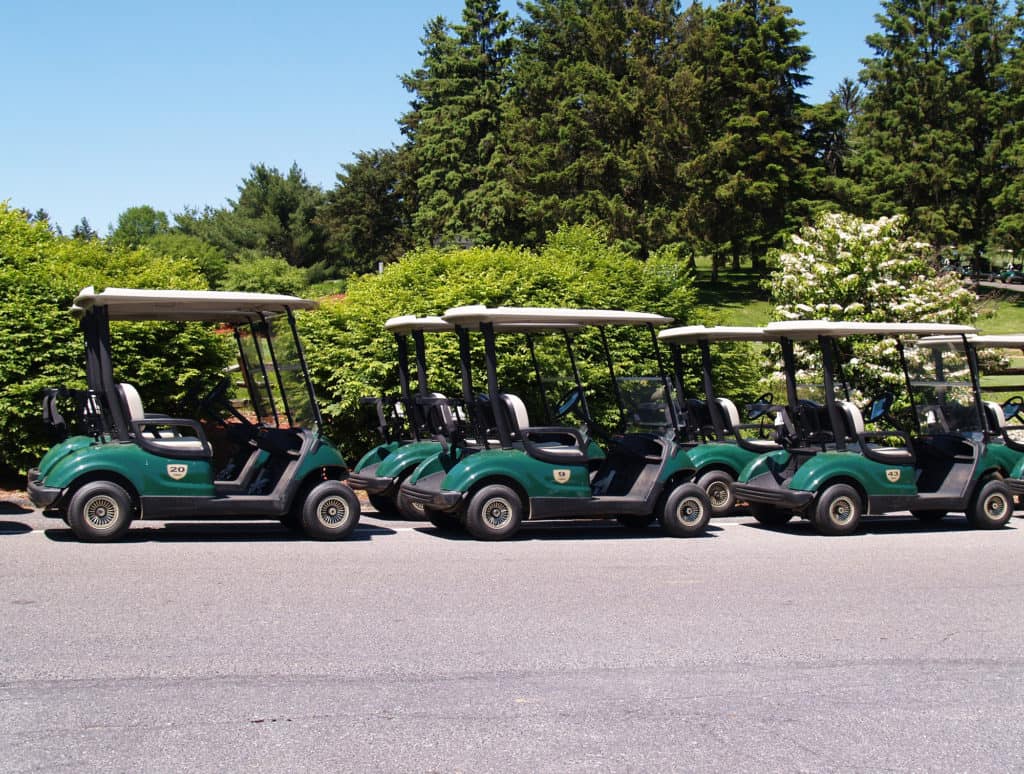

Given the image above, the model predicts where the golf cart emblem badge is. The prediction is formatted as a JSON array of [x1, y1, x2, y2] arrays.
[[885, 469, 900, 483], [553, 469, 571, 484], [167, 464, 188, 481]]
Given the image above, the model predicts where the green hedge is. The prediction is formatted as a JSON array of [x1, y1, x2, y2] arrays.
[[0, 204, 230, 476], [299, 225, 715, 457]]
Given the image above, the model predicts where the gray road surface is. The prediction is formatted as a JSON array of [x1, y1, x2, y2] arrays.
[[2, 501, 1023, 773]]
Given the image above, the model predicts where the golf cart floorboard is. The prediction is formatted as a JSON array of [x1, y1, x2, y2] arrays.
[[139, 494, 293, 519], [530, 494, 657, 519]]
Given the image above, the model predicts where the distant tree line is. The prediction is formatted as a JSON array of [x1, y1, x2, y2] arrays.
[[28, 0, 1024, 286]]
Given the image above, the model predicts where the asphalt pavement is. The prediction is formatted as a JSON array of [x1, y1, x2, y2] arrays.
[[2, 500, 1023, 773]]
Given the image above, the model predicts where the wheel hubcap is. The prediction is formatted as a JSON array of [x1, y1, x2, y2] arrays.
[[830, 496, 855, 524], [984, 493, 1007, 519], [707, 482, 730, 509], [482, 497, 512, 529], [84, 495, 118, 529], [318, 496, 349, 527], [678, 497, 704, 524]]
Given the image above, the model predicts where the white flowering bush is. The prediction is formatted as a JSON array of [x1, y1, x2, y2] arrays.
[[769, 212, 976, 325], [765, 212, 979, 414]]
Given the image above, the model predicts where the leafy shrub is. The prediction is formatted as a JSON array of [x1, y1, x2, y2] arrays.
[[0, 204, 231, 476], [221, 251, 309, 295], [300, 224, 709, 457]]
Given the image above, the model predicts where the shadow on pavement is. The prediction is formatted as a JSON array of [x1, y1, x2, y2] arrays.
[[414, 520, 723, 542], [0, 500, 32, 515], [0, 520, 33, 535], [43, 521, 397, 543], [742, 514, 1016, 536]]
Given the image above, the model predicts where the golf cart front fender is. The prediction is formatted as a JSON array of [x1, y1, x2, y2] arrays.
[[656, 446, 698, 484], [687, 442, 758, 479], [29, 438, 147, 493], [353, 442, 401, 473], [298, 439, 349, 479], [737, 449, 791, 483], [350, 441, 441, 494]]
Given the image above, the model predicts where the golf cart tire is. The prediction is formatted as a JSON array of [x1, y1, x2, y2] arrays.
[[813, 483, 862, 536], [911, 509, 946, 522], [464, 484, 523, 541], [967, 478, 1013, 529], [368, 493, 400, 518], [301, 481, 360, 540], [697, 469, 736, 516], [659, 483, 711, 537], [425, 508, 462, 532], [397, 488, 428, 521], [749, 503, 793, 526], [66, 480, 134, 542], [617, 514, 654, 530]]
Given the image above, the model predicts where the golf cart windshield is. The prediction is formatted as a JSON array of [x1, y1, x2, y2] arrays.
[[906, 338, 982, 434], [235, 313, 316, 429]]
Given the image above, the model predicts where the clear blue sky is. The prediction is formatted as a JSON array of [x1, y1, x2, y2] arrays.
[[1, 1, 881, 235]]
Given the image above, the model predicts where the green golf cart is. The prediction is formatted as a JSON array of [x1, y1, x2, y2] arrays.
[[399, 305, 712, 541], [658, 325, 782, 515], [733, 320, 1019, 535], [28, 286, 360, 541], [349, 315, 455, 518], [353, 314, 608, 521]]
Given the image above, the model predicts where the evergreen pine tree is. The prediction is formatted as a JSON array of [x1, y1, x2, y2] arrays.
[[677, 0, 814, 275], [399, 0, 513, 247], [853, 0, 1019, 257], [502, 0, 687, 255]]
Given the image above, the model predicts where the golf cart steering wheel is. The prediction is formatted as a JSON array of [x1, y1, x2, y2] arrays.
[[200, 376, 252, 426], [747, 392, 773, 420], [555, 386, 583, 419], [1002, 395, 1024, 422]]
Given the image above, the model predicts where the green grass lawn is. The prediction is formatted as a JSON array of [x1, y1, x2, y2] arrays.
[[976, 289, 1024, 334], [691, 256, 773, 326], [695, 260, 1024, 334]]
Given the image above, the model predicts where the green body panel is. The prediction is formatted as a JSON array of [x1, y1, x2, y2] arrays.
[[740, 439, 1024, 499], [687, 442, 761, 479], [789, 452, 917, 498], [353, 442, 401, 473], [737, 450, 789, 484], [38, 437, 216, 497], [295, 438, 349, 480], [375, 440, 444, 479], [36, 435, 94, 478], [38, 433, 347, 499], [438, 448, 593, 499], [982, 441, 1024, 479], [410, 439, 692, 499]]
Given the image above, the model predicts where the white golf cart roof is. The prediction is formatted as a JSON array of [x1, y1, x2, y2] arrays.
[[383, 314, 581, 334], [765, 320, 977, 340], [919, 333, 1024, 350], [443, 305, 672, 329], [384, 315, 453, 334], [659, 325, 779, 343], [72, 286, 317, 323]]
